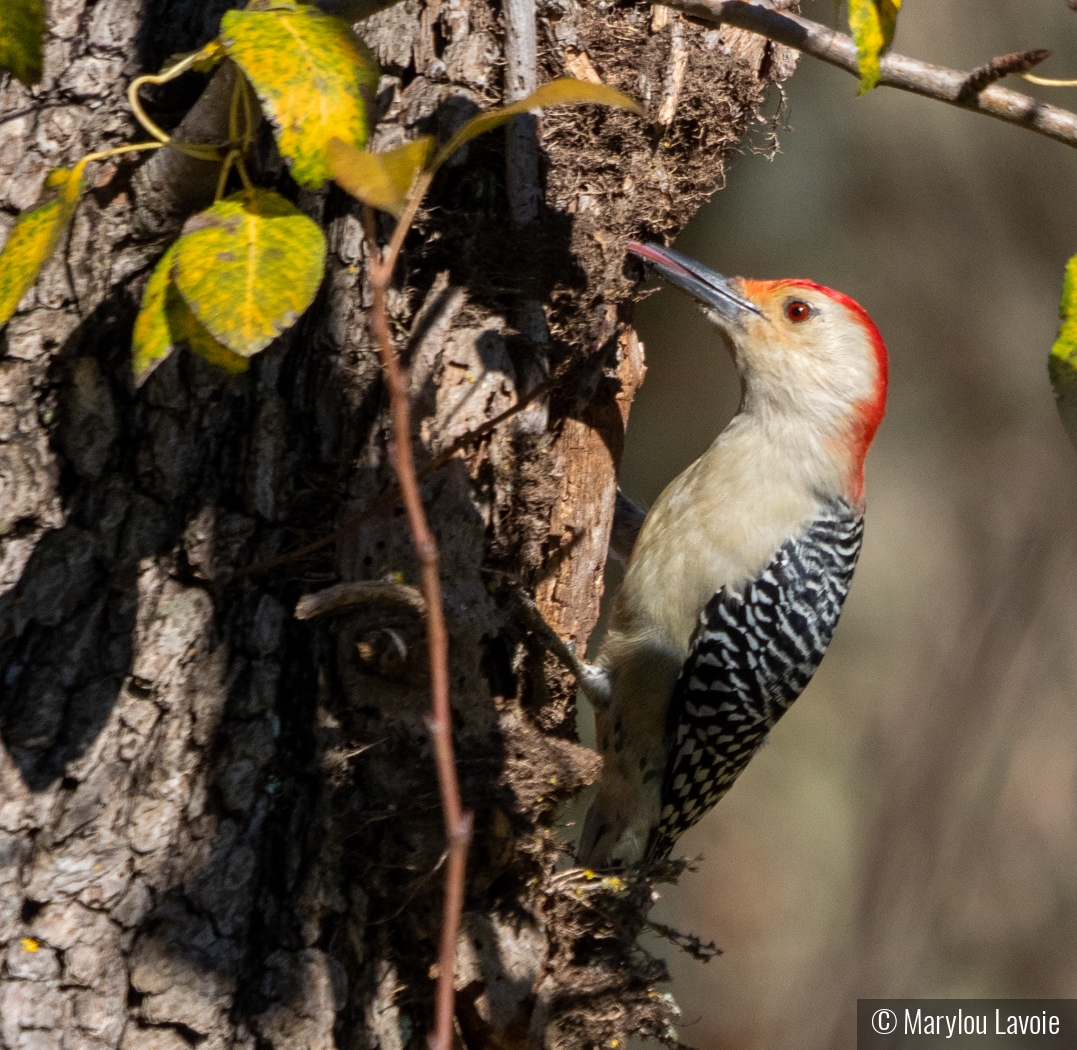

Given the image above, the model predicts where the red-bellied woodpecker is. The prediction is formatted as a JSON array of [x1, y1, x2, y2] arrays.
[[576, 242, 888, 867]]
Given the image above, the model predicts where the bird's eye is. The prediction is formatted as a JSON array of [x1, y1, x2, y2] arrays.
[[785, 300, 811, 323]]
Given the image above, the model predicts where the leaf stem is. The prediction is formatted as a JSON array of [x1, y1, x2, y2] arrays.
[[128, 50, 209, 144], [369, 172, 433, 287], [240, 73, 255, 154], [215, 151, 236, 201], [236, 157, 254, 193], [228, 66, 242, 146], [127, 44, 231, 163], [80, 141, 165, 165], [1021, 73, 1077, 88]]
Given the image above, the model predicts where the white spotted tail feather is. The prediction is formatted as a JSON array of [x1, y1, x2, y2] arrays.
[[576, 242, 888, 869]]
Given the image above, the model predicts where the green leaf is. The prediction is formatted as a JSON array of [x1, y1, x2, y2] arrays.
[[132, 242, 251, 387], [1050, 254, 1077, 451], [848, 0, 900, 94], [0, 0, 45, 86], [220, 4, 379, 188], [435, 79, 644, 170], [172, 189, 326, 358], [0, 167, 83, 328], [327, 136, 435, 217]]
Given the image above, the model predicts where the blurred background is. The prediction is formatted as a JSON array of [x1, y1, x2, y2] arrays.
[[592, 1, 1077, 1046]]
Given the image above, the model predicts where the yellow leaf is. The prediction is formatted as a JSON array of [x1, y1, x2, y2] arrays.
[[848, 0, 900, 94], [434, 79, 644, 170], [183, 318, 251, 375], [0, 0, 45, 85], [132, 243, 181, 385], [20, 938, 39, 953], [172, 189, 326, 358], [0, 168, 83, 328], [132, 243, 250, 386], [1050, 254, 1077, 451], [221, 4, 379, 188], [328, 136, 436, 216]]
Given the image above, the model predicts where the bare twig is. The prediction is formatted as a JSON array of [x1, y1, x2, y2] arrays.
[[646, 918, 722, 962], [293, 580, 427, 620], [563, 46, 604, 85], [363, 208, 472, 1050], [506, 579, 591, 681], [503, 0, 551, 428], [660, 0, 1077, 149], [504, 0, 542, 226], [657, 16, 690, 125]]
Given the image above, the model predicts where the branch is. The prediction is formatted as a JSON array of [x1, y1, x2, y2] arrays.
[[503, 0, 542, 226], [364, 212, 472, 1050], [503, 0, 551, 418], [660, 0, 1077, 149], [293, 580, 427, 620]]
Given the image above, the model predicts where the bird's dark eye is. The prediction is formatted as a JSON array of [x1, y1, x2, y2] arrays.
[[785, 300, 811, 323]]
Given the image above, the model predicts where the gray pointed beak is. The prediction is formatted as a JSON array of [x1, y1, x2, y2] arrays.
[[628, 241, 763, 324]]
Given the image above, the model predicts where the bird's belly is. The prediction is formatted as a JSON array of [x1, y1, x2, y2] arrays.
[[614, 510, 819, 660]]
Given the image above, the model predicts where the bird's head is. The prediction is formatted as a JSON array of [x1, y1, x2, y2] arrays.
[[629, 241, 888, 503]]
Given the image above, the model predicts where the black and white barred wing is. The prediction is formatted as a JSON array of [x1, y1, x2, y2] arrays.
[[646, 502, 864, 860]]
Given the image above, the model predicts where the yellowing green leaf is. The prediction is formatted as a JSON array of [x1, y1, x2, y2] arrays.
[[435, 79, 644, 169], [220, 5, 379, 188], [328, 136, 435, 216], [172, 189, 326, 358], [132, 243, 181, 386], [0, 168, 83, 328], [132, 243, 249, 387], [182, 313, 250, 375], [1050, 254, 1077, 451], [849, 0, 900, 94], [0, 0, 45, 86]]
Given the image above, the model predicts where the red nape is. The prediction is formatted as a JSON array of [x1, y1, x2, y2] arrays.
[[786, 279, 888, 500]]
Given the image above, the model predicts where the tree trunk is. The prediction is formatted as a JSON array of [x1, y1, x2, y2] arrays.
[[0, 1, 793, 1047]]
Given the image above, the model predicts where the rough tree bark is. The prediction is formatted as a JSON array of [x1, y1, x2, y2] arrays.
[[0, 0, 794, 1047]]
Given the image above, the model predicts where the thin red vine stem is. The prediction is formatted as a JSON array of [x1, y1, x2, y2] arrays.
[[367, 213, 472, 1050]]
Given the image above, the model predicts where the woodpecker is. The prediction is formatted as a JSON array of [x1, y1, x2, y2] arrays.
[[576, 242, 888, 867]]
